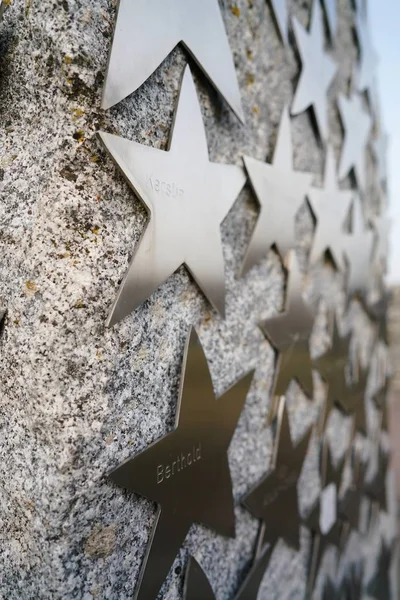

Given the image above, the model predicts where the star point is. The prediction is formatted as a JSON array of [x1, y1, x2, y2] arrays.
[[242, 107, 312, 275], [321, 0, 337, 42], [184, 556, 215, 600], [291, 0, 338, 142], [108, 327, 254, 600], [268, 0, 289, 45], [102, 0, 244, 121], [99, 67, 246, 327]]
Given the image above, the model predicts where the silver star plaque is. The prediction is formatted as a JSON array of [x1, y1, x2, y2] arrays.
[[260, 251, 315, 421], [343, 196, 374, 302], [291, 0, 337, 142], [337, 94, 372, 190], [243, 397, 312, 551], [268, 0, 289, 45], [99, 67, 246, 327], [308, 147, 353, 270], [321, 0, 337, 42], [242, 108, 312, 274], [108, 328, 254, 600], [102, 0, 244, 121], [184, 556, 215, 600]]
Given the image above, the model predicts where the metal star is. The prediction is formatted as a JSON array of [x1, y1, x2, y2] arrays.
[[291, 0, 337, 142], [343, 196, 374, 303], [340, 562, 364, 600], [346, 364, 368, 437], [233, 541, 273, 600], [184, 556, 215, 600], [260, 251, 315, 421], [340, 451, 367, 531], [337, 94, 372, 190], [101, 0, 244, 121], [364, 444, 390, 512], [99, 67, 246, 327], [354, 9, 379, 97], [305, 441, 346, 595], [372, 213, 391, 271], [321, 0, 337, 42], [108, 328, 254, 600], [314, 313, 352, 434], [268, 0, 289, 45], [242, 397, 312, 551], [242, 108, 313, 274], [308, 147, 353, 270], [338, 95, 372, 190], [373, 133, 389, 189], [0, 0, 7, 20], [366, 538, 395, 600]]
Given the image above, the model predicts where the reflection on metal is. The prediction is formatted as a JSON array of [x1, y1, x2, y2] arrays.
[[321, 0, 337, 42], [337, 94, 372, 190], [366, 537, 396, 600], [305, 441, 345, 596], [268, 0, 289, 45], [373, 377, 390, 431], [354, 8, 378, 97], [343, 196, 374, 303], [260, 251, 315, 422], [364, 443, 390, 512], [314, 314, 352, 435], [242, 397, 312, 551], [242, 108, 312, 274], [308, 147, 353, 270], [233, 539, 273, 600], [291, 0, 337, 141], [102, 0, 244, 121], [184, 556, 215, 600], [108, 328, 254, 600], [340, 451, 367, 531], [99, 67, 246, 327]]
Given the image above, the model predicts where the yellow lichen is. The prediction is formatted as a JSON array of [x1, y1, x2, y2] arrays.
[[231, 5, 240, 17]]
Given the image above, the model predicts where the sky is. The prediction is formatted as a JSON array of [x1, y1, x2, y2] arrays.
[[369, 0, 400, 284]]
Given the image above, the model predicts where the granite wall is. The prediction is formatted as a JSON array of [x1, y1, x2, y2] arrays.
[[0, 0, 397, 599]]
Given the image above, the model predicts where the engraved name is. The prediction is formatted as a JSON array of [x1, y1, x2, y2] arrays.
[[262, 465, 298, 507], [148, 175, 184, 198], [157, 443, 202, 484]]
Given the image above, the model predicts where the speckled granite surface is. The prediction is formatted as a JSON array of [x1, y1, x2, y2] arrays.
[[0, 0, 397, 598]]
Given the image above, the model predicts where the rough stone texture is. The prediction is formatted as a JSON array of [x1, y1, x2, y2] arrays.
[[0, 0, 397, 599]]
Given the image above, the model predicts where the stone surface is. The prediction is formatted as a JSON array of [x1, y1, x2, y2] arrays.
[[0, 0, 397, 599]]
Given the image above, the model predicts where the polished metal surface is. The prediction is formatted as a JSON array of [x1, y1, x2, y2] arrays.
[[291, 0, 337, 142], [343, 196, 374, 302], [305, 441, 345, 595], [354, 8, 378, 96], [366, 538, 395, 599], [308, 147, 353, 270], [242, 397, 312, 551], [102, 0, 244, 121], [99, 67, 246, 327], [233, 541, 273, 600], [268, 0, 289, 45], [184, 556, 215, 600], [364, 443, 390, 512], [242, 108, 312, 274], [260, 251, 315, 421], [337, 94, 372, 190], [321, 0, 337, 42], [340, 451, 367, 531], [314, 313, 352, 434], [373, 133, 388, 188], [108, 327, 254, 600]]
